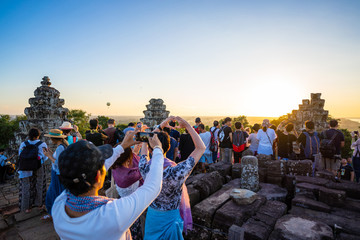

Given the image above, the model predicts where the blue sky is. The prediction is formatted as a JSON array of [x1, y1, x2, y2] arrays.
[[1, 0, 360, 117]]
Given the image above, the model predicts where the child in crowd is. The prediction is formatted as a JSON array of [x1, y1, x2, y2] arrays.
[[338, 157, 354, 181]]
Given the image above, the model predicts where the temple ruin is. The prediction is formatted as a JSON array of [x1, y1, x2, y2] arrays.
[[287, 93, 329, 132], [140, 98, 170, 127], [184, 157, 360, 240], [8, 76, 68, 153]]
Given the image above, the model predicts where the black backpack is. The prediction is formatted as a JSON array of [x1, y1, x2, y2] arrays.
[[210, 128, 218, 152], [18, 141, 43, 171], [320, 131, 338, 158]]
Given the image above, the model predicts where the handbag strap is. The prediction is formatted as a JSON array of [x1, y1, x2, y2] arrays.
[[265, 130, 272, 145], [326, 130, 338, 143]]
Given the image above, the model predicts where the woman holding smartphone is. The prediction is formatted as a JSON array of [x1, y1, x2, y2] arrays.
[[52, 131, 165, 240], [139, 116, 206, 240]]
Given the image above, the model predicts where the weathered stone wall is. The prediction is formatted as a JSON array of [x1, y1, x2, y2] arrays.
[[185, 158, 359, 240], [140, 98, 170, 127], [287, 93, 329, 133]]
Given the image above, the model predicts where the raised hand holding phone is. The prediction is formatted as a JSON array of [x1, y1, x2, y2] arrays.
[[121, 130, 140, 149], [148, 134, 162, 151]]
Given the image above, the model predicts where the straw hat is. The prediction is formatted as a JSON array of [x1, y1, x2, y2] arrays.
[[44, 129, 67, 139], [59, 121, 73, 130]]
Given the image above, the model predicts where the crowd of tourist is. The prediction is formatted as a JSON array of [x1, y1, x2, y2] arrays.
[[195, 117, 358, 183], [0, 115, 358, 239]]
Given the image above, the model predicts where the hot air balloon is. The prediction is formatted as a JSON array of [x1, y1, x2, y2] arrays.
[[106, 102, 111, 107]]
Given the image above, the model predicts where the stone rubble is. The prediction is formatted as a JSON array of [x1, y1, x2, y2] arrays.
[[184, 159, 360, 240], [230, 189, 258, 205]]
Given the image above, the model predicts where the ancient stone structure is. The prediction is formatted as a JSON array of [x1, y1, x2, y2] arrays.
[[140, 98, 170, 127], [185, 160, 360, 240], [8, 76, 68, 153], [240, 155, 260, 192], [287, 93, 329, 132]]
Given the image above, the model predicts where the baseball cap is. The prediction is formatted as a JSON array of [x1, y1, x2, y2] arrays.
[[58, 140, 113, 184]]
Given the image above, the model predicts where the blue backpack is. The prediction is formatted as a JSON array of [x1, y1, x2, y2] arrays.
[[303, 132, 320, 159]]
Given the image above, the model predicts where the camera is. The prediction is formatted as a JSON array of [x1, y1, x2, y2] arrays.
[[136, 132, 157, 142]]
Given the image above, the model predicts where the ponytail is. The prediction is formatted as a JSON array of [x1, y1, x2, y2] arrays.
[[262, 126, 267, 132], [62, 138, 69, 147]]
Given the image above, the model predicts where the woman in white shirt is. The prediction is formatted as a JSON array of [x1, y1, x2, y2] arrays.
[[256, 119, 276, 156], [52, 131, 164, 240]]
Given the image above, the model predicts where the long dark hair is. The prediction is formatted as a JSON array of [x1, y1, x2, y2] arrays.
[[111, 147, 133, 169]]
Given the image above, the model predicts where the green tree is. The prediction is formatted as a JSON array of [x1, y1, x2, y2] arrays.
[[0, 115, 27, 149], [270, 115, 289, 127], [340, 128, 353, 159], [97, 116, 110, 129], [67, 109, 91, 137], [219, 115, 249, 131]]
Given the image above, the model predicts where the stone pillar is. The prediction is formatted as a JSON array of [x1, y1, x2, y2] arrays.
[[240, 155, 260, 192]]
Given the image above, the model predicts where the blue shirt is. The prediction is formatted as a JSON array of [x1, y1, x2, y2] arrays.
[[166, 137, 178, 161], [123, 127, 135, 135], [67, 135, 78, 145], [0, 154, 7, 167], [170, 129, 180, 142], [52, 144, 66, 175], [18, 140, 48, 179]]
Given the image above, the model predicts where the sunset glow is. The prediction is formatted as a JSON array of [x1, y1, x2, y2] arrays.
[[0, 1, 359, 118]]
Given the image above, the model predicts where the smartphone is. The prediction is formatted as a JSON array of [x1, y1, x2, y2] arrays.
[[136, 132, 156, 142]]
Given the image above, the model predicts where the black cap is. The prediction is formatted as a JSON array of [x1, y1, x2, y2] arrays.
[[58, 140, 113, 182], [195, 117, 201, 123]]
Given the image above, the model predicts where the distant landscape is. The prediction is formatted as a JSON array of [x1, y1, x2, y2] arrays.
[[92, 115, 360, 131], [7, 114, 360, 131], [92, 116, 277, 127]]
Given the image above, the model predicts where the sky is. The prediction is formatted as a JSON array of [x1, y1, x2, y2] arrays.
[[0, 0, 359, 118]]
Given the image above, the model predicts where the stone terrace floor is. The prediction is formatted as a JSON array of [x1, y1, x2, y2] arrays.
[[0, 179, 59, 239]]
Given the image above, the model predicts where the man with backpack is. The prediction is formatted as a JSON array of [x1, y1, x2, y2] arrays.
[[297, 121, 320, 176], [85, 119, 108, 146], [210, 121, 220, 163], [320, 120, 345, 176], [18, 128, 48, 213], [104, 118, 124, 147], [232, 122, 249, 163], [218, 117, 233, 163]]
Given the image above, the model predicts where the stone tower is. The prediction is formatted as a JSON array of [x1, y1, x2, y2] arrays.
[[140, 99, 170, 127], [287, 93, 329, 132], [8, 76, 69, 153]]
